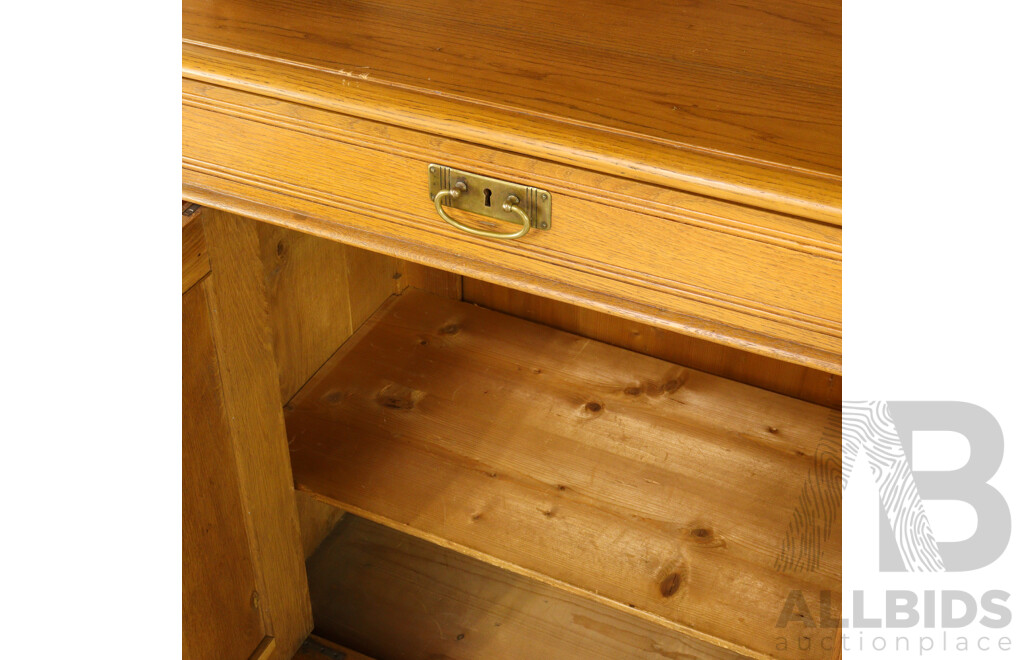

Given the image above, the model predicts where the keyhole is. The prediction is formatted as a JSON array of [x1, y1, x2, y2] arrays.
[[483, 188, 492, 207]]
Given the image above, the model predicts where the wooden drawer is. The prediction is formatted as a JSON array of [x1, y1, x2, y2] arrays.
[[183, 79, 840, 373]]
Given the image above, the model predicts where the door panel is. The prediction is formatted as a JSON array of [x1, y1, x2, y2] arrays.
[[183, 279, 267, 660]]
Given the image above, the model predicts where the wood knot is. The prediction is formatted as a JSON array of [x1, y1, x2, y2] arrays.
[[320, 390, 343, 405], [375, 384, 422, 410], [439, 323, 460, 335], [379, 396, 414, 410], [768, 426, 779, 434], [688, 525, 725, 547], [585, 401, 603, 413], [659, 572, 683, 597], [661, 377, 683, 394], [275, 240, 286, 258], [623, 386, 642, 396], [645, 373, 687, 396]]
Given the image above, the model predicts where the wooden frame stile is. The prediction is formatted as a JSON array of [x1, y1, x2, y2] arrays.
[[184, 207, 314, 660], [205, 208, 314, 658]]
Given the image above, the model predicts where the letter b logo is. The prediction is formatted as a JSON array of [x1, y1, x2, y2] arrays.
[[844, 401, 1011, 572]]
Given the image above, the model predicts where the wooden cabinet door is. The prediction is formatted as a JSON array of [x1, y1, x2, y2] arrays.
[[183, 279, 270, 660], [182, 209, 312, 660]]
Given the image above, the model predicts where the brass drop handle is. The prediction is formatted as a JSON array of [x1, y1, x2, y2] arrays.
[[434, 181, 532, 240]]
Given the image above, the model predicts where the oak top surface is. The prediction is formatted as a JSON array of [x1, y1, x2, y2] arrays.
[[183, 0, 841, 222]]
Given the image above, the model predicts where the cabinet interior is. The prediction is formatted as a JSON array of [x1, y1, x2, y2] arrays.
[[253, 222, 841, 659]]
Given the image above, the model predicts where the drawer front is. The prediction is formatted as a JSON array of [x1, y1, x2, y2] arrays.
[[183, 80, 841, 373]]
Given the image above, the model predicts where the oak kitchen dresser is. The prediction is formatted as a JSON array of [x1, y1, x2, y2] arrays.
[[182, 0, 841, 658]]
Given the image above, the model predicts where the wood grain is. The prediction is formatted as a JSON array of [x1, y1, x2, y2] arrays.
[[183, 279, 267, 660], [342, 241, 406, 330], [182, 81, 841, 373], [182, 0, 841, 223], [182, 91, 839, 325], [182, 208, 210, 293], [397, 261, 463, 300], [256, 224, 460, 403], [182, 79, 839, 255], [203, 208, 313, 659], [257, 223, 357, 402], [255, 223, 401, 403], [286, 290, 841, 659], [462, 278, 840, 408], [307, 515, 748, 660], [252, 224, 453, 559]]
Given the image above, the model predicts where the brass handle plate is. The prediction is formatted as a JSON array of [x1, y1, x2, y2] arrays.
[[428, 164, 551, 239]]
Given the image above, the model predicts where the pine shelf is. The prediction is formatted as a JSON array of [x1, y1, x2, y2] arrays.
[[285, 289, 841, 660]]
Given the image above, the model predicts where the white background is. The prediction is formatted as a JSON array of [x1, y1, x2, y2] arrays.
[[0, 3, 182, 657], [1, 1, 1021, 658], [845, 1, 1024, 657]]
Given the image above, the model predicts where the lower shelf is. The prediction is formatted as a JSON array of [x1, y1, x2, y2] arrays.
[[308, 515, 747, 659], [286, 289, 841, 660]]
